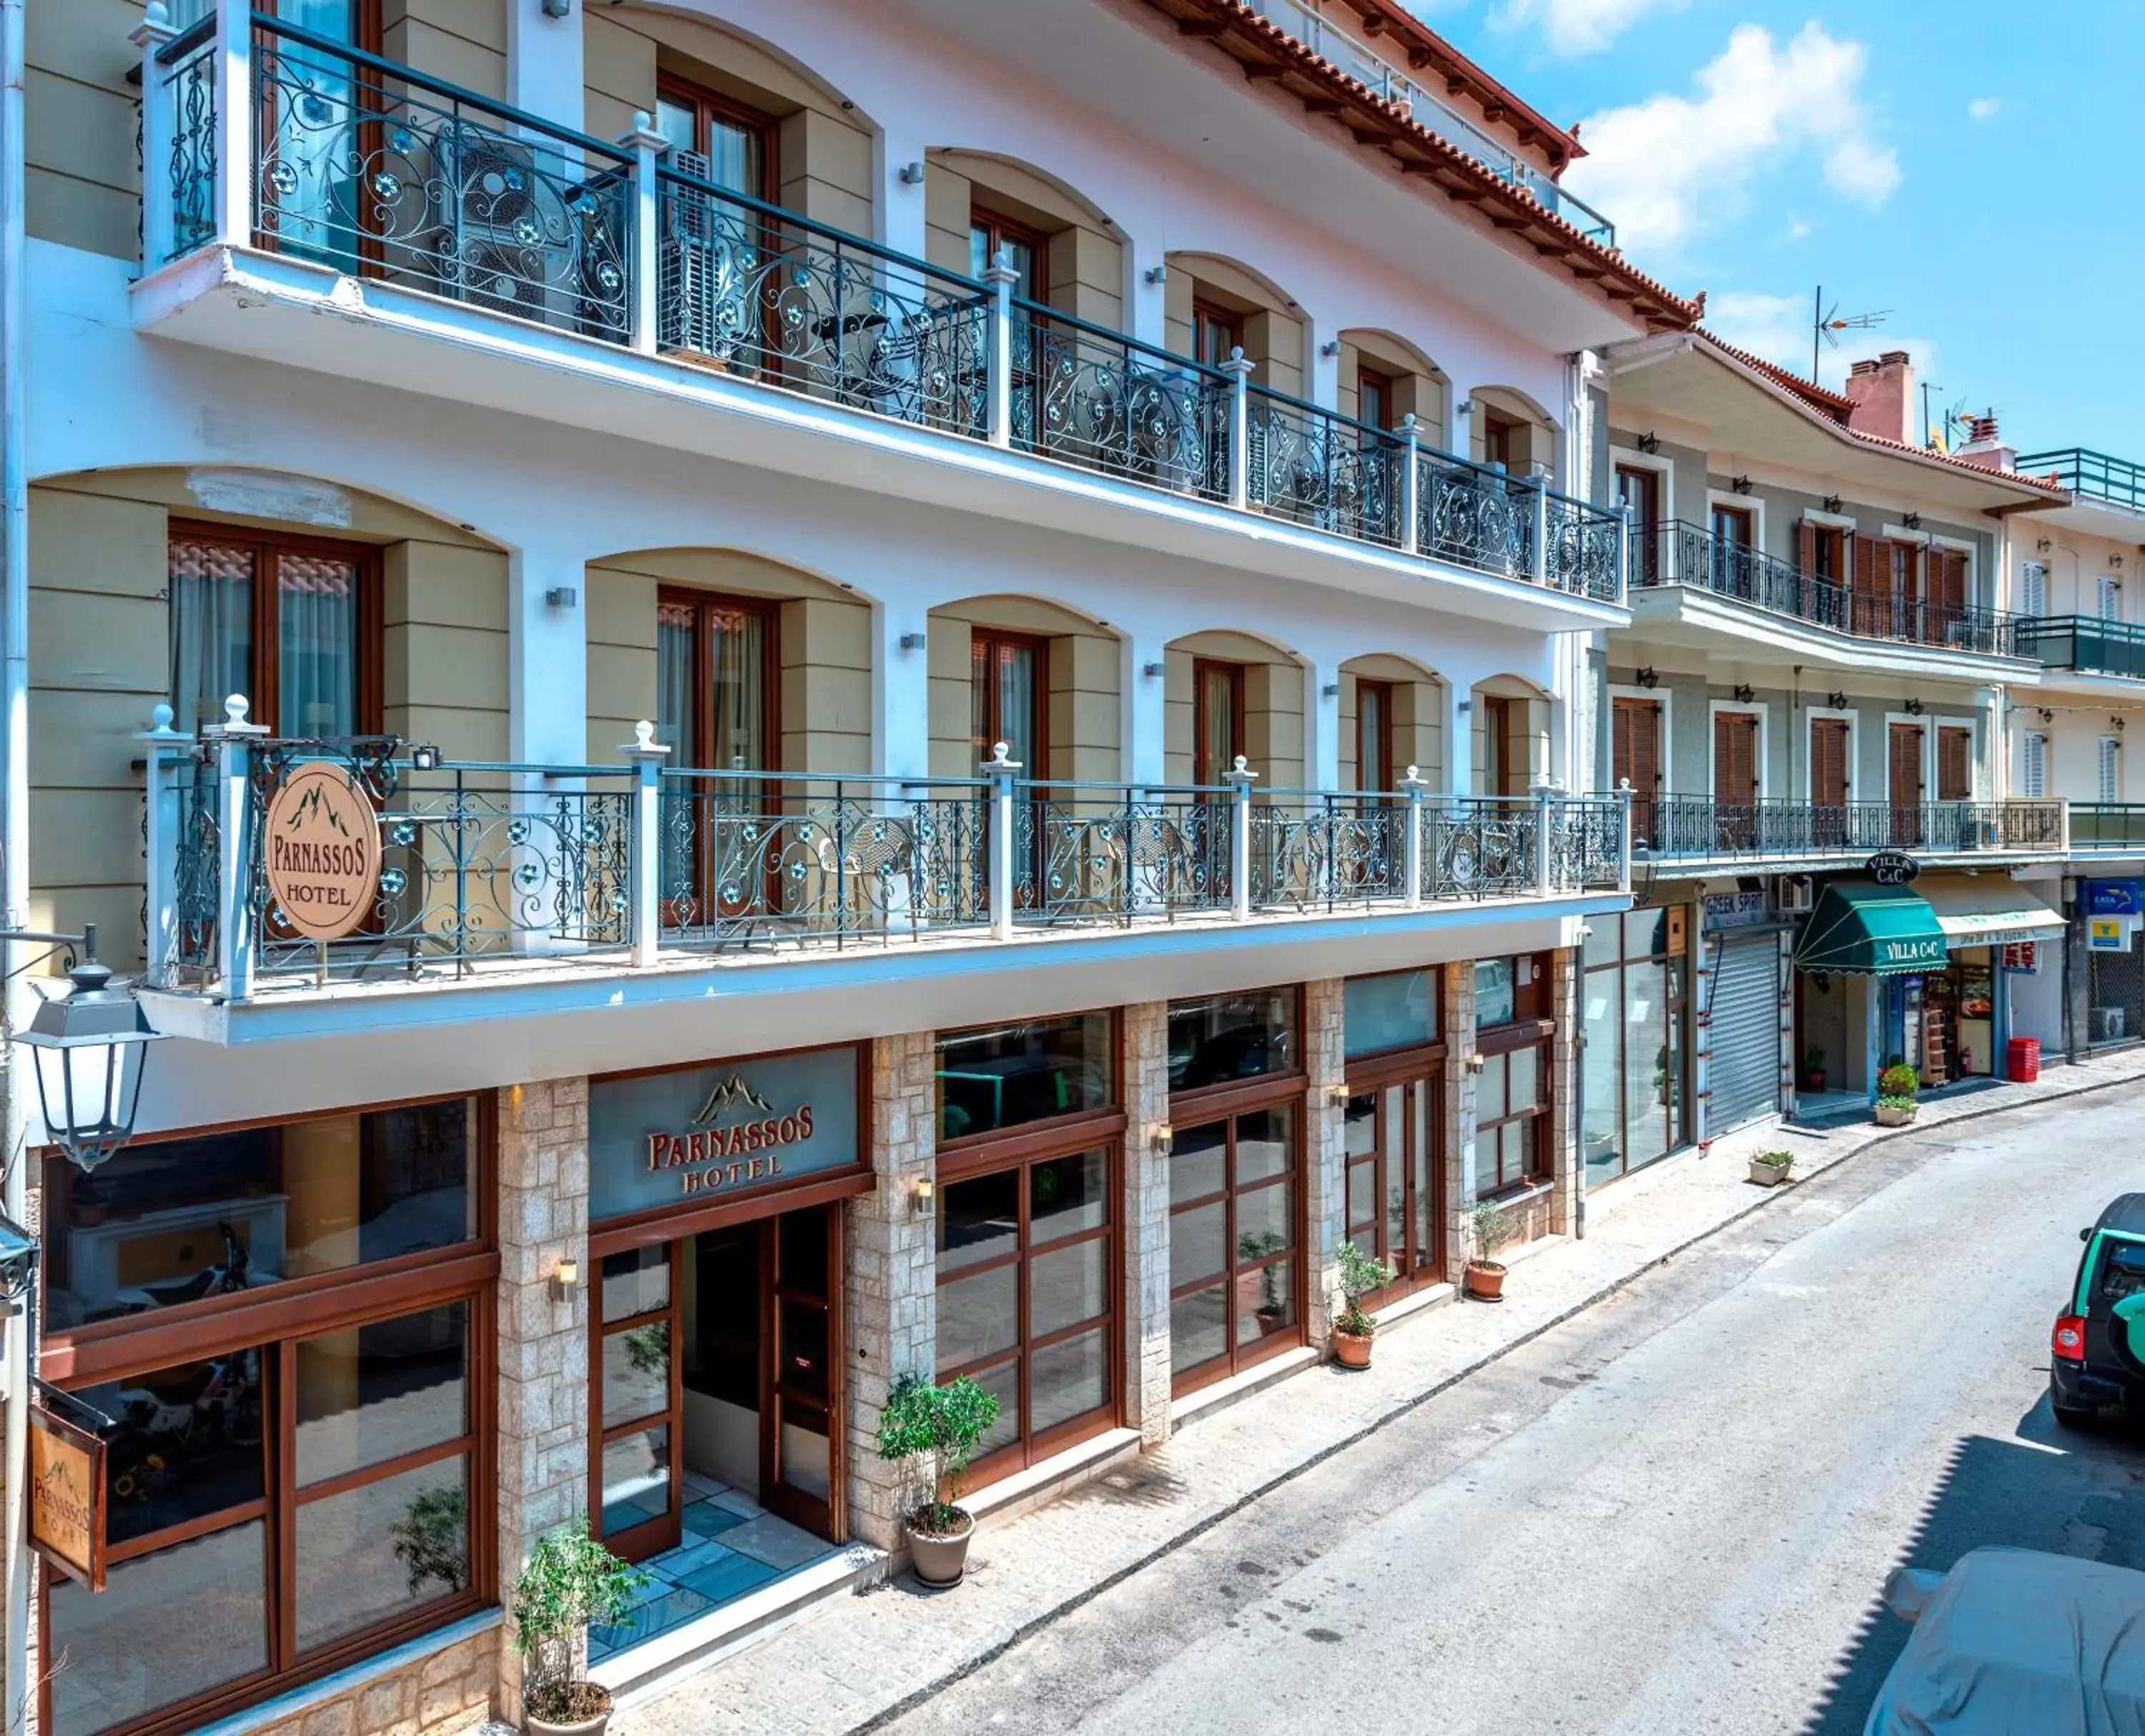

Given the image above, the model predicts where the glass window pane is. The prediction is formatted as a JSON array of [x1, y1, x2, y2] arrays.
[[602, 1245, 670, 1324], [1030, 1237, 1108, 1338], [1344, 1093, 1376, 1158], [1168, 990, 1296, 1090], [1508, 1044, 1541, 1112], [1476, 958, 1516, 1027], [936, 1262, 1019, 1370], [295, 1456, 468, 1654], [601, 1320, 671, 1431], [296, 1303, 468, 1486], [1236, 1179, 1295, 1254], [82, 1352, 265, 1548], [1346, 1159, 1374, 1231], [654, 97, 696, 159], [1624, 970, 1669, 1170], [1470, 1130, 1498, 1198], [1168, 1120, 1227, 1206], [1479, 1052, 1509, 1122], [46, 1099, 476, 1329], [600, 1425, 671, 1539], [779, 1207, 829, 1298], [706, 113, 764, 199], [969, 1358, 1022, 1461], [1583, 969, 1623, 1186], [937, 1169, 1019, 1273], [49, 1521, 267, 1736], [1236, 1108, 1294, 1186], [1031, 1149, 1109, 1241], [935, 1012, 1114, 1139], [1344, 970, 1439, 1057], [1236, 1256, 1295, 1347], [778, 1298, 829, 1404], [1030, 1327, 1108, 1436], [1510, 1118, 1539, 1180], [276, 551, 360, 736], [1170, 1283, 1228, 1376], [1170, 1200, 1226, 1291], [169, 536, 255, 738]]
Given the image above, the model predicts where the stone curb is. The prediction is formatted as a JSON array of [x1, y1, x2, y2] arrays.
[[846, 1061, 2145, 1734]]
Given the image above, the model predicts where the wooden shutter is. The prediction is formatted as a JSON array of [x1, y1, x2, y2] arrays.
[[1851, 533, 1882, 635], [1614, 698, 1661, 843], [2021, 560, 2047, 618], [1889, 724, 1924, 803], [2101, 736, 2122, 804], [2023, 732, 2048, 799], [1938, 726, 1973, 802], [1813, 719, 1850, 807], [1929, 549, 1966, 618], [1714, 711, 1757, 803]]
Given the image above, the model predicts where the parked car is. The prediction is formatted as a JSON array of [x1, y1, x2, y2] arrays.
[[2050, 1193, 2145, 1428], [1866, 1547, 2145, 1735]]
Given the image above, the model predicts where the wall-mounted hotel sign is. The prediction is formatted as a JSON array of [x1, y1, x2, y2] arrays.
[[262, 763, 382, 941], [29, 1406, 105, 1590], [589, 1045, 862, 1222]]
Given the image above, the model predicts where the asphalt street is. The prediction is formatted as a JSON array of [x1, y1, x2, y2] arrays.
[[880, 1087, 2145, 1736]]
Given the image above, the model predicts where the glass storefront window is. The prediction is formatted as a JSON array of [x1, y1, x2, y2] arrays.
[[1472, 1044, 1550, 1196], [1583, 910, 1688, 1187], [1168, 1108, 1301, 1391], [935, 1013, 1115, 1140], [1168, 990, 1296, 1091], [44, 1098, 479, 1329], [1343, 969, 1439, 1059], [295, 1456, 469, 1652]]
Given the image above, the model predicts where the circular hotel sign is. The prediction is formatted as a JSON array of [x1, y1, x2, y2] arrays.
[[263, 763, 382, 941]]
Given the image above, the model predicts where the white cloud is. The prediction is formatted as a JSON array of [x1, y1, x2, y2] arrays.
[[1967, 96, 2001, 122], [1705, 291, 1939, 395], [1491, 0, 1688, 57], [1785, 217, 1812, 241], [1563, 23, 1900, 255]]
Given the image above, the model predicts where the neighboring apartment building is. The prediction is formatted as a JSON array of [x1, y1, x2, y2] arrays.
[[3, 3, 1682, 1732], [1589, 340, 2071, 1178]]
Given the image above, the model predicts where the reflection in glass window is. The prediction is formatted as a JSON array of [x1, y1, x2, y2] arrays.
[[935, 1013, 1114, 1140], [84, 1351, 265, 1549], [1475, 958, 1516, 1027], [1168, 990, 1297, 1091], [296, 1456, 469, 1652], [44, 1098, 478, 1328], [1343, 970, 1438, 1058], [296, 1303, 468, 1486]]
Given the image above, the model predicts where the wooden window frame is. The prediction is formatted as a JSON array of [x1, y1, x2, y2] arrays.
[[1192, 658, 1247, 787], [251, 1, 385, 262], [934, 1009, 1122, 1157], [1343, 1038, 1449, 1300], [1474, 1022, 1554, 1197], [968, 204, 1050, 306], [1191, 299, 1243, 370], [969, 626, 1051, 778], [656, 71, 780, 204], [657, 586, 781, 775], [1356, 366, 1394, 434], [1354, 677, 1397, 796], [169, 521, 384, 739]]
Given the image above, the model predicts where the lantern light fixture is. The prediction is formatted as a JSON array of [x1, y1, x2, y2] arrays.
[[15, 925, 167, 1173]]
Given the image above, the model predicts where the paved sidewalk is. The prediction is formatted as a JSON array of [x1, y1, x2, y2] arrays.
[[615, 1048, 2145, 1736]]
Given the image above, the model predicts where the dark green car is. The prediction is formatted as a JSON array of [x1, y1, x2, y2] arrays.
[[2050, 1194, 2145, 1428]]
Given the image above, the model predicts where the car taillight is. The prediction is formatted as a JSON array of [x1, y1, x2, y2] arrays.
[[2054, 1314, 2088, 1360]]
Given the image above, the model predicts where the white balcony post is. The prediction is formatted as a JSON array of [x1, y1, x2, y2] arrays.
[[1222, 349, 1255, 511], [1227, 755, 1258, 921], [1529, 462, 1551, 588], [1617, 779, 1634, 892], [1615, 502, 1634, 602], [985, 250, 1021, 449], [1399, 766, 1429, 908], [135, 704, 192, 987], [623, 721, 670, 966], [212, 0, 252, 250], [204, 695, 268, 997], [133, 5, 180, 266], [1532, 778, 1558, 897], [985, 741, 1022, 940], [620, 113, 666, 356], [1399, 413, 1422, 556]]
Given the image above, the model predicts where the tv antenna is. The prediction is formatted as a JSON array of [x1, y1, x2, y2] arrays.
[[1812, 285, 1890, 383]]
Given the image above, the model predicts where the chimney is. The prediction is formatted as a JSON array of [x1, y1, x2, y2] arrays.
[[1951, 408, 2016, 474], [1843, 350, 1913, 445]]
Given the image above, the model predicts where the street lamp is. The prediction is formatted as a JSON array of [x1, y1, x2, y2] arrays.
[[12, 925, 166, 1173]]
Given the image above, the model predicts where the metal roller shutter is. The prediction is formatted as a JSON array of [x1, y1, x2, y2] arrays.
[[1710, 931, 1781, 1134]]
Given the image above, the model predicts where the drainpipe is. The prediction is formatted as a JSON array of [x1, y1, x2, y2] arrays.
[[1, 0, 30, 1724]]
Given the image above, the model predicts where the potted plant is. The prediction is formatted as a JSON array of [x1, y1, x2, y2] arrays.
[[1748, 1149, 1795, 1188], [1800, 1047, 1828, 1093], [1464, 1197, 1518, 1301], [1330, 1241, 1393, 1368], [510, 1524, 647, 1736], [875, 1372, 1000, 1589], [1875, 1063, 1920, 1128], [1238, 1230, 1288, 1335]]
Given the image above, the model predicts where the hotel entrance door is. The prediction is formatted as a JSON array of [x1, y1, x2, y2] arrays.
[[594, 1201, 844, 1562]]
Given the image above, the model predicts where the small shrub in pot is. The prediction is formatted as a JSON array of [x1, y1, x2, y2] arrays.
[[1465, 1198, 1519, 1301], [1330, 1241, 1393, 1368], [511, 1524, 646, 1736], [875, 1373, 1000, 1587]]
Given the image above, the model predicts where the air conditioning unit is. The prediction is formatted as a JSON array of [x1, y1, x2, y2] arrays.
[[2095, 1007, 2128, 1042], [658, 150, 751, 363], [1776, 874, 1815, 914], [433, 121, 556, 325]]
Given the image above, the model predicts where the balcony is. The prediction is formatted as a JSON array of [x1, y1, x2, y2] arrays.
[[2016, 615, 2145, 681], [142, 717, 1627, 1023], [1633, 520, 2025, 664], [1631, 794, 2066, 872], [2015, 449, 2145, 515], [134, 12, 1626, 609], [2071, 804, 2145, 853]]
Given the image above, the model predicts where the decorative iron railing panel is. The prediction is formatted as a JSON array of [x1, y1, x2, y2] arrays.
[[171, 758, 222, 975], [1243, 390, 1404, 548], [1542, 492, 1623, 601], [1547, 797, 1625, 887], [1248, 797, 1407, 910], [1639, 796, 2063, 862], [2015, 615, 2145, 680], [1016, 791, 1233, 924], [1426, 799, 1540, 899], [162, 21, 218, 263], [658, 774, 990, 948], [1418, 455, 1532, 583]]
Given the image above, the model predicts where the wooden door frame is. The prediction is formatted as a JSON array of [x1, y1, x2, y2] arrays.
[[758, 1203, 845, 1542], [1343, 1040, 1448, 1303], [589, 1243, 686, 1564], [969, 625, 1052, 776], [1192, 657, 1247, 786], [655, 71, 782, 204], [1353, 676, 1396, 795]]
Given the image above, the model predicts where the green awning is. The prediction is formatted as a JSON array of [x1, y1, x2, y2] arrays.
[[1795, 880, 1950, 975]]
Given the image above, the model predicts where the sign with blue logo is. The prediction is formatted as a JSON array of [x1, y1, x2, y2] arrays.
[[2086, 880, 2145, 917]]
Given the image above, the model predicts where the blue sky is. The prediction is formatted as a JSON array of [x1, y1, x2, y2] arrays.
[[1401, 1, 2141, 457]]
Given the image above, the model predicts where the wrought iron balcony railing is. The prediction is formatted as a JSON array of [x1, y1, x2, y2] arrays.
[[2014, 448, 2145, 514], [138, 10, 1627, 605], [2014, 614, 2145, 680], [1637, 520, 2022, 656], [143, 706, 1629, 996], [2070, 804, 2145, 851], [1630, 793, 2067, 864]]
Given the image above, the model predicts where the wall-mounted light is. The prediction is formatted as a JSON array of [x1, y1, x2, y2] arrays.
[[2114, 555, 2127, 572], [1319, 340, 1341, 358], [1903, 513, 1921, 531], [912, 1175, 936, 1217], [551, 1257, 579, 1301], [2038, 707, 2055, 724], [1464, 1053, 1486, 1074], [1823, 495, 1843, 515], [1151, 1121, 1173, 1153], [2115, 717, 2129, 735], [1904, 697, 1925, 717], [546, 586, 578, 609], [1321, 682, 1340, 699], [1325, 1082, 1351, 1105], [1637, 431, 1660, 455], [1636, 666, 1657, 690], [1143, 661, 1165, 680], [1144, 264, 1168, 286], [409, 744, 443, 772], [1732, 683, 1754, 704], [1731, 475, 1753, 496], [2037, 537, 2054, 553], [899, 631, 927, 651], [897, 162, 925, 185], [1827, 691, 1846, 710]]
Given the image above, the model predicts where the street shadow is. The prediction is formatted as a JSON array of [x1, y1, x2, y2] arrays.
[[1798, 1398, 2145, 1735]]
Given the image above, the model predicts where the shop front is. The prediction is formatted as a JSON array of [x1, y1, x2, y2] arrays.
[[1341, 969, 1446, 1301], [2082, 879, 2145, 1047], [585, 1045, 867, 1649], [1581, 903, 1691, 1185], [37, 1095, 494, 1736]]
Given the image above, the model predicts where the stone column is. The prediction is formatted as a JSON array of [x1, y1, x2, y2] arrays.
[[1120, 1002, 1173, 1444], [494, 1077, 591, 1726], [1301, 980, 1346, 1343], [845, 1033, 938, 1552], [1547, 947, 1581, 1236], [1443, 959, 1478, 1280]]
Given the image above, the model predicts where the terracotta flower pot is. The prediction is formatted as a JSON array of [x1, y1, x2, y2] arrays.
[[907, 1509, 977, 1588], [526, 1684, 613, 1736], [1464, 1259, 1506, 1301], [1332, 1328, 1374, 1369]]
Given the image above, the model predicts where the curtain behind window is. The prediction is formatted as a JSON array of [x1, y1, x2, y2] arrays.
[[707, 605, 767, 771], [656, 601, 697, 900], [277, 551, 358, 736], [170, 538, 255, 735]]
